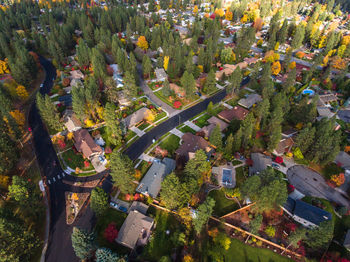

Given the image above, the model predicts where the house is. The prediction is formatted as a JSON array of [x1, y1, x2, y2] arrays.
[[183, 38, 192, 45], [123, 107, 149, 128], [282, 129, 298, 138], [238, 94, 262, 109], [63, 110, 81, 132], [317, 106, 335, 119], [218, 106, 249, 122], [136, 158, 176, 198], [70, 70, 84, 80], [170, 83, 185, 97], [249, 153, 272, 175], [175, 133, 212, 167], [117, 91, 131, 106], [273, 137, 294, 156], [116, 202, 154, 250], [282, 197, 332, 228], [335, 151, 350, 170], [212, 162, 236, 188], [318, 94, 338, 107], [344, 230, 350, 250], [154, 68, 167, 82], [73, 129, 103, 159], [200, 116, 229, 138], [338, 110, 350, 123]]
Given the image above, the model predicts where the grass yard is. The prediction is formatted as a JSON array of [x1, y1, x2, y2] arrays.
[[179, 125, 196, 134], [208, 189, 239, 217], [158, 134, 180, 156], [95, 208, 129, 254], [193, 113, 211, 128], [138, 122, 150, 131], [154, 111, 167, 122], [125, 130, 137, 142], [154, 90, 180, 109], [224, 238, 293, 262], [226, 96, 239, 107], [137, 160, 152, 176], [61, 149, 94, 171], [232, 160, 242, 166], [142, 207, 184, 261], [235, 166, 247, 188]]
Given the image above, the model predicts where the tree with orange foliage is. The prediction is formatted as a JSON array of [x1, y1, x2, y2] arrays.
[[241, 14, 248, 23], [183, 255, 194, 262], [342, 35, 350, 46], [271, 61, 281, 75], [215, 8, 225, 17], [330, 173, 345, 187], [137, 36, 148, 51], [10, 110, 25, 129], [253, 17, 263, 31], [289, 61, 296, 70], [16, 85, 29, 100], [225, 11, 233, 21], [193, 5, 198, 14], [332, 56, 346, 70]]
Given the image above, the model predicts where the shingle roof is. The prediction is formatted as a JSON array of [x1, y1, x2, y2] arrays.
[[273, 138, 294, 156], [123, 107, 149, 128], [238, 94, 262, 109], [249, 153, 272, 175], [176, 133, 210, 158], [335, 151, 350, 169], [218, 106, 249, 122], [73, 129, 102, 159], [284, 197, 332, 226], [136, 158, 176, 198]]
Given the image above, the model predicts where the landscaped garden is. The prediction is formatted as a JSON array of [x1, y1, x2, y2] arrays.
[[208, 189, 239, 217], [61, 148, 94, 172]]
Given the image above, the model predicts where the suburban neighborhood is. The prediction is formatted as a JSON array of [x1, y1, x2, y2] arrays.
[[0, 0, 350, 261]]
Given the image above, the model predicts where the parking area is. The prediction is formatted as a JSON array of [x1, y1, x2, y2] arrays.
[[287, 165, 350, 208]]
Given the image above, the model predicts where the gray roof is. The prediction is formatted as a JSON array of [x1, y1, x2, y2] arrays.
[[63, 110, 81, 132], [284, 197, 332, 226], [344, 230, 350, 248], [338, 110, 350, 123], [116, 210, 154, 249], [123, 107, 149, 128], [136, 158, 176, 198], [238, 94, 262, 109], [317, 107, 335, 119], [129, 201, 149, 215], [335, 151, 350, 169], [154, 68, 167, 81], [249, 153, 272, 175]]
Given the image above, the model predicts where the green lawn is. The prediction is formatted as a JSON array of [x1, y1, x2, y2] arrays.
[[154, 90, 180, 109], [208, 189, 239, 217], [179, 125, 196, 134], [232, 160, 242, 166], [158, 134, 180, 156], [142, 207, 184, 260], [223, 238, 293, 262], [154, 111, 167, 122], [61, 149, 94, 171], [95, 208, 129, 254], [125, 130, 137, 142], [226, 96, 239, 107], [138, 122, 150, 131], [193, 113, 211, 128], [235, 166, 247, 188]]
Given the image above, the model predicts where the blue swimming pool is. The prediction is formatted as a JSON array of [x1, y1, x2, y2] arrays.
[[222, 168, 232, 185], [302, 89, 315, 96]]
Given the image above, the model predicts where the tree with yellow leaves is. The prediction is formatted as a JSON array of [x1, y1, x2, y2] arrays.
[[144, 109, 155, 122], [137, 36, 148, 51], [342, 35, 350, 46], [10, 110, 25, 129], [271, 61, 281, 75], [193, 5, 198, 14], [332, 56, 346, 70], [241, 14, 248, 23], [289, 61, 296, 70], [215, 8, 225, 17], [225, 11, 233, 21], [67, 132, 74, 140], [16, 85, 29, 100], [0, 59, 10, 75], [163, 56, 169, 71], [183, 255, 194, 262]]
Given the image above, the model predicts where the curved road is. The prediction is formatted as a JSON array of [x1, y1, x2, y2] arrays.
[[29, 58, 247, 261]]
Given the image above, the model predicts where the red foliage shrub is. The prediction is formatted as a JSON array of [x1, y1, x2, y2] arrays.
[[84, 161, 90, 168], [134, 193, 141, 201], [105, 146, 112, 154], [57, 139, 66, 149], [173, 101, 182, 109], [285, 223, 297, 232], [104, 223, 118, 243]]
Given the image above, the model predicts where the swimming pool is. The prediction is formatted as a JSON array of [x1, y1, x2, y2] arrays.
[[302, 89, 315, 96], [222, 168, 232, 186]]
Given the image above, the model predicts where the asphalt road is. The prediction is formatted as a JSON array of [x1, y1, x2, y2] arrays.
[[29, 58, 246, 261]]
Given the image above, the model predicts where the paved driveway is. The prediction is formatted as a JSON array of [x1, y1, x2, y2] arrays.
[[287, 165, 350, 208]]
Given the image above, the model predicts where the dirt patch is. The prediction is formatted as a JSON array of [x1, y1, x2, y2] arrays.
[[62, 179, 100, 188]]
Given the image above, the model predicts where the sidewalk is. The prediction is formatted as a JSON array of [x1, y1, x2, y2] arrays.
[[184, 120, 201, 132], [130, 126, 146, 137], [170, 128, 184, 138]]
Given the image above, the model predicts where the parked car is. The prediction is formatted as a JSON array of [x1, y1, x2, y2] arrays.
[[271, 163, 280, 169]]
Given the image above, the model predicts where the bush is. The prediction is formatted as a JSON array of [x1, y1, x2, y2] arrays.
[[265, 225, 276, 238]]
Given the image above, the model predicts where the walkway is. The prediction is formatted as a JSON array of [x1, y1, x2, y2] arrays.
[[136, 64, 177, 116], [220, 101, 233, 109], [138, 153, 155, 163], [130, 126, 146, 137], [184, 120, 201, 132], [170, 127, 184, 138]]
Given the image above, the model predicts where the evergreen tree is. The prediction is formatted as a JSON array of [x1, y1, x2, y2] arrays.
[[255, 98, 270, 128], [104, 103, 122, 146], [160, 173, 188, 209], [36, 93, 62, 132], [162, 79, 172, 97], [180, 71, 196, 100], [278, 19, 289, 44], [123, 71, 138, 99], [207, 101, 214, 116], [232, 128, 243, 152], [71, 227, 96, 260], [204, 70, 216, 94], [241, 113, 255, 147], [209, 125, 223, 150], [142, 55, 152, 78], [224, 133, 234, 157], [267, 124, 282, 152], [109, 151, 135, 194], [95, 248, 122, 262], [91, 48, 106, 79], [192, 197, 215, 234], [291, 24, 305, 49], [90, 187, 109, 217], [226, 67, 242, 95], [282, 67, 296, 93], [77, 39, 90, 67], [71, 84, 87, 122]]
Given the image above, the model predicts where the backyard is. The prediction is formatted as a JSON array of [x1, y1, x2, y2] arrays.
[[208, 189, 239, 217]]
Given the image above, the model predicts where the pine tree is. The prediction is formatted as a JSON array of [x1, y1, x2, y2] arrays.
[[104, 103, 122, 146], [90, 187, 108, 216], [267, 124, 282, 152], [36, 93, 62, 132], [109, 151, 135, 194], [77, 39, 90, 67], [295, 123, 315, 154], [226, 67, 242, 95], [91, 48, 106, 79], [224, 133, 234, 157], [162, 79, 172, 97], [71, 84, 87, 122], [142, 55, 152, 78], [291, 25, 305, 49], [278, 19, 289, 44], [209, 125, 223, 150], [71, 227, 96, 260], [95, 248, 121, 262], [193, 197, 215, 234], [123, 71, 138, 99], [180, 71, 196, 100], [204, 70, 216, 94], [241, 113, 255, 147], [232, 128, 243, 152], [282, 67, 296, 93]]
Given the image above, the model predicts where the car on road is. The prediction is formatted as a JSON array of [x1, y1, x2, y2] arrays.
[[110, 202, 128, 213], [40, 83, 44, 88]]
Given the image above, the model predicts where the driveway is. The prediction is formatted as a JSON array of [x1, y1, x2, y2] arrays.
[[287, 165, 350, 208]]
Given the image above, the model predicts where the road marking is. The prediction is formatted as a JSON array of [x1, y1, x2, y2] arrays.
[[53, 177, 56, 182], [62, 172, 65, 177], [48, 180, 51, 184], [57, 175, 61, 179]]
